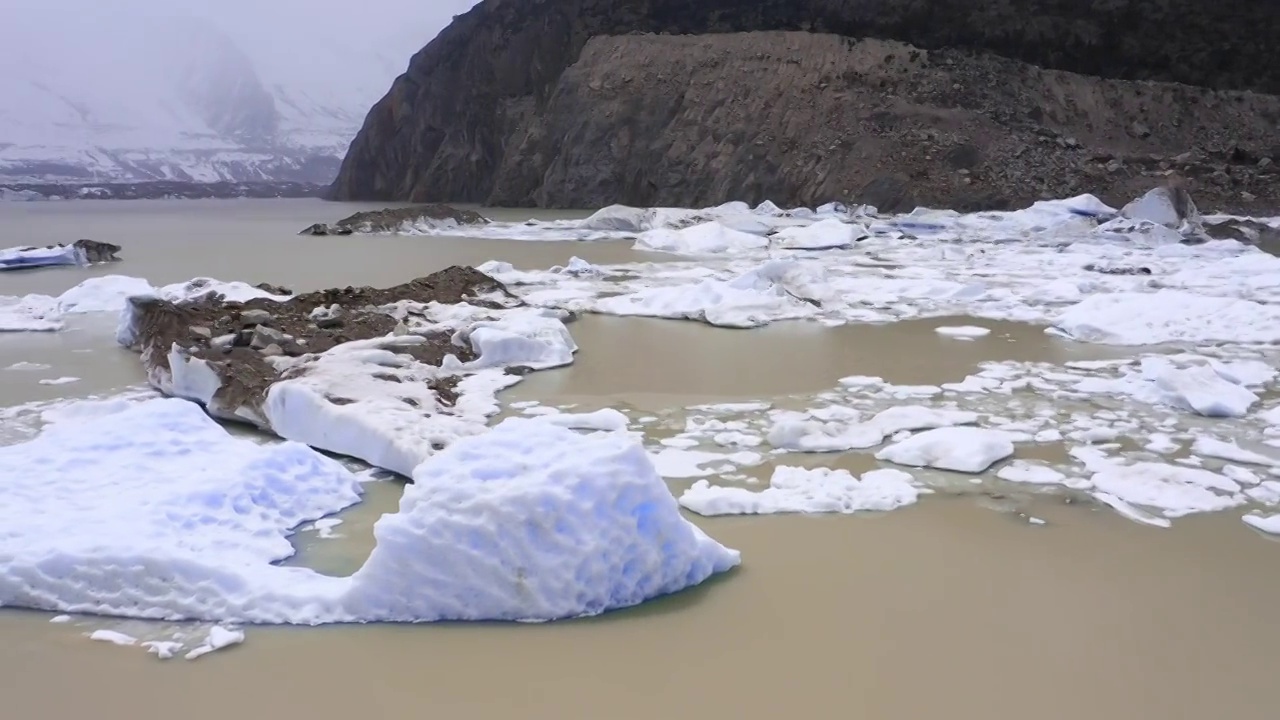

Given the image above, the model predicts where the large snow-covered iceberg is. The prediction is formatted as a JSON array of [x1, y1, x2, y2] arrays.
[[0, 400, 739, 623]]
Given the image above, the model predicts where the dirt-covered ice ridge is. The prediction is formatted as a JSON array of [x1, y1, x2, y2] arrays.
[[0, 398, 739, 624], [2, 274, 286, 332]]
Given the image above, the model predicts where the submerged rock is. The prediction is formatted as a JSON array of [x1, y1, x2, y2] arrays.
[[118, 265, 575, 475], [301, 204, 488, 235]]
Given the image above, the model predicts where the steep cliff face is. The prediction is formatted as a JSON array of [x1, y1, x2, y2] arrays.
[[331, 0, 1280, 209], [488, 33, 1280, 211]]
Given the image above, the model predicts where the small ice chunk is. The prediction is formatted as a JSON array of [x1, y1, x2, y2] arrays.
[[1094, 492, 1173, 528], [37, 376, 80, 386], [535, 408, 629, 432], [1190, 437, 1279, 467], [1144, 434, 1181, 454], [1222, 465, 1262, 486], [6, 362, 52, 371], [771, 219, 867, 250], [49, 614, 72, 623], [89, 630, 138, 646], [1247, 481, 1280, 505], [766, 416, 884, 452], [875, 427, 1015, 473], [838, 375, 885, 388], [313, 518, 343, 539], [1091, 463, 1243, 519], [870, 406, 979, 435], [143, 641, 183, 660], [934, 325, 991, 339], [679, 467, 918, 516], [1243, 514, 1280, 535], [996, 461, 1067, 485], [649, 448, 736, 478], [634, 221, 769, 255], [184, 625, 245, 660], [1153, 364, 1258, 418]]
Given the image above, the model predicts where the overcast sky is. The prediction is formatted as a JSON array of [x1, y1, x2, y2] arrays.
[[1, 0, 481, 120]]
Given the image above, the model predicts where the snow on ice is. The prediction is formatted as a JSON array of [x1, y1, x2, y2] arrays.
[[0, 400, 738, 623]]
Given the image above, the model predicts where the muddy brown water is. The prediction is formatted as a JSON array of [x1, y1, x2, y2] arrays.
[[2, 200, 1278, 720]]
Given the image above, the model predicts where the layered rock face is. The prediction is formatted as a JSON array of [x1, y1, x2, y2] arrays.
[[331, 0, 1280, 212]]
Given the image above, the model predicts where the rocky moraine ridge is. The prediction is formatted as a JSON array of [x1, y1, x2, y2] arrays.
[[332, 0, 1280, 213]]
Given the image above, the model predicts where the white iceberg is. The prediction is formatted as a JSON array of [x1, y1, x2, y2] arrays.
[[0, 400, 739, 623]]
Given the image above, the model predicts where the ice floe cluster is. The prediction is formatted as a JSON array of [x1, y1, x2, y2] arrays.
[[5, 184, 1280, 656]]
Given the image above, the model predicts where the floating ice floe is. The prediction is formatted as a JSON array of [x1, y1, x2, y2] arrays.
[[593, 260, 827, 328], [0, 399, 738, 623], [1052, 290, 1280, 346], [680, 466, 919, 516], [1243, 514, 1280, 535], [1073, 356, 1262, 418], [766, 405, 980, 453], [634, 221, 770, 256], [875, 427, 1016, 473], [771, 219, 868, 250], [1089, 462, 1246, 520], [935, 325, 992, 339]]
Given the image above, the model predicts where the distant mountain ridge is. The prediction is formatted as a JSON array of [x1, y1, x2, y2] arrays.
[[0, 4, 448, 185]]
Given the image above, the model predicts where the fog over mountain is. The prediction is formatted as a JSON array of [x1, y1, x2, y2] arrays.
[[0, 0, 478, 184]]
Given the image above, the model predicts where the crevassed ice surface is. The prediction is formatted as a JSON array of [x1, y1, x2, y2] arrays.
[[0, 399, 738, 622]]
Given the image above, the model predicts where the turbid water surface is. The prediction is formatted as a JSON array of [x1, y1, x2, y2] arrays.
[[1, 199, 1277, 720]]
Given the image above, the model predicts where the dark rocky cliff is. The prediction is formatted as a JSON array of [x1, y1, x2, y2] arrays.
[[331, 0, 1280, 211]]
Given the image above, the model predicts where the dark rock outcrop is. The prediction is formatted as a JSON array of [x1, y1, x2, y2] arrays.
[[72, 239, 122, 263], [331, 0, 1280, 213], [301, 204, 488, 235]]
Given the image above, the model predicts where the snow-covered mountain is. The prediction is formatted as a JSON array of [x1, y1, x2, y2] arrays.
[[0, 1, 476, 185]]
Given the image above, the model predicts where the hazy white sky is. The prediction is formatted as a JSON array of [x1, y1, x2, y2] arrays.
[[3, 0, 479, 79], [0, 0, 482, 147]]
